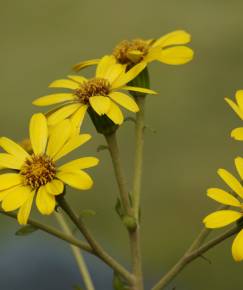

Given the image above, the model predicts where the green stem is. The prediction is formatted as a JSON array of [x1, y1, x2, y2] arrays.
[[151, 225, 241, 290], [57, 196, 134, 285], [55, 212, 95, 290]]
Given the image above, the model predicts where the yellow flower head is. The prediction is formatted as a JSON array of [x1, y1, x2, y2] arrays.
[[203, 157, 243, 261], [74, 30, 194, 71], [33, 55, 156, 133], [0, 113, 98, 225], [225, 90, 243, 141]]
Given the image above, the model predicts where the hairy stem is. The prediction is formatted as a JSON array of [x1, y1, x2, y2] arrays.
[[57, 196, 134, 285], [55, 212, 95, 290]]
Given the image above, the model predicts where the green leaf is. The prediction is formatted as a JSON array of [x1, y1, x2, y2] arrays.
[[15, 225, 38, 236], [113, 272, 130, 290], [115, 198, 124, 218]]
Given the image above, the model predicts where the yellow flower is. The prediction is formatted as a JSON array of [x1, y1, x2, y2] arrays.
[[33, 55, 156, 133], [74, 30, 194, 71], [225, 90, 243, 140], [0, 113, 98, 225], [203, 157, 243, 261]]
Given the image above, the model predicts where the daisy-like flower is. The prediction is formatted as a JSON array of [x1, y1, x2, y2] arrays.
[[225, 90, 243, 141], [0, 113, 98, 225], [33, 55, 156, 133], [203, 157, 243, 261], [74, 30, 193, 71]]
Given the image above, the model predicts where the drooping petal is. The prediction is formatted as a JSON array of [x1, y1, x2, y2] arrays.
[[30, 113, 48, 155], [53, 134, 91, 161], [57, 170, 93, 190], [17, 191, 35, 225], [122, 86, 157, 95], [157, 46, 194, 65], [106, 101, 124, 125], [59, 157, 99, 171], [217, 168, 243, 198], [89, 96, 111, 115], [225, 97, 243, 120], [33, 93, 77, 106], [45, 179, 64, 196], [235, 90, 243, 109], [232, 229, 243, 262], [0, 137, 29, 161], [68, 75, 87, 84], [73, 58, 100, 72], [152, 30, 191, 48], [0, 173, 23, 191], [207, 188, 241, 207], [0, 153, 24, 170], [231, 128, 243, 140], [235, 157, 243, 180], [46, 119, 72, 158], [2, 185, 32, 211], [203, 210, 242, 228], [49, 79, 80, 90], [96, 55, 117, 78], [70, 105, 88, 136], [109, 92, 139, 112], [36, 186, 56, 215], [47, 104, 80, 126]]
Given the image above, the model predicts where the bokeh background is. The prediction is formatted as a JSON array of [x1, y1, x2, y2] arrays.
[[1, 0, 243, 289]]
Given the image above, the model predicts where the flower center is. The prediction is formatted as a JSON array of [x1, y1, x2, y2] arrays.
[[74, 78, 111, 104], [20, 154, 56, 189], [112, 38, 150, 65]]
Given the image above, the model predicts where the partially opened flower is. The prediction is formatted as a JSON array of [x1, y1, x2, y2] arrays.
[[0, 113, 98, 225], [74, 30, 194, 71], [203, 157, 243, 261], [225, 90, 243, 140], [33, 55, 156, 133]]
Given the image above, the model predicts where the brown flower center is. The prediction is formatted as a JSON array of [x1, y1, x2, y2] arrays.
[[112, 38, 150, 65], [20, 155, 56, 189], [74, 78, 111, 104]]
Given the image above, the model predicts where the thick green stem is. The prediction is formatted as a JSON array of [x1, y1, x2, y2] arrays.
[[151, 225, 241, 290], [57, 196, 134, 285], [55, 212, 95, 290]]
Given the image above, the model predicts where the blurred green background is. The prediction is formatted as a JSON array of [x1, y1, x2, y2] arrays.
[[1, 0, 243, 289]]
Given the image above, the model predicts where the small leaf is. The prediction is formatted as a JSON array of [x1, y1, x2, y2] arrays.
[[113, 272, 130, 290], [97, 144, 109, 152], [15, 225, 38, 236], [115, 198, 124, 218], [79, 209, 96, 218]]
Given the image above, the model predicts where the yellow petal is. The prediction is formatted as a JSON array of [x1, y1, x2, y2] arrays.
[[47, 103, 80, 126], [46, 119, 72, 158], [109, 92, 139, 112], [0, 137, 29, 161], [45, 179, 64, 195], [225, 97, 243, 120], [106, 101, 124, 125], [112, 62, 147, 89], [17, 191, 35, 225], [122, 86, 157, 95], [96, 55, 117, 78], [89, 96, 111, 115], [30, 113, 48, 155], [70, 105, 88, 136], [152, 30, 191, 48], [157, 46, 194, 65], [2, 185, 32, 211], [68, 75, 87, 84], [53, 134, 91, 161], [203, 210, 242, 228], [49, 79, 80, 90], [218, 168, 243, 198], [33, 93, 77, 106], [59, 157, 99, 171], [232, 229, 243, 262], [73, 58, 100, 72], [235, 90, 243, 108], [231, 127, 243, 140], [36, 186, 56, 215], [207, 188, 241, 207], [57, 170, 93, 190], [0, 173, 23, 191], [0, 153, 24, 170], [103, 63, 125, 83]]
